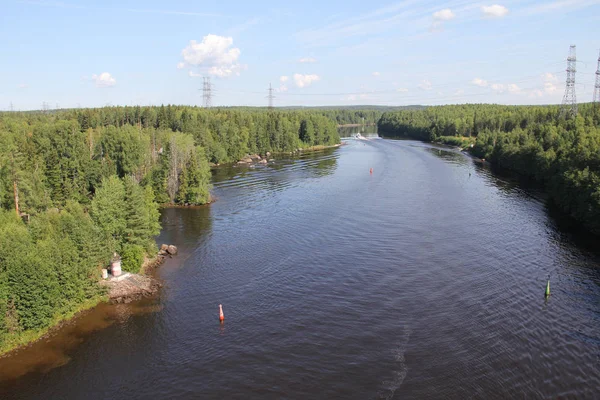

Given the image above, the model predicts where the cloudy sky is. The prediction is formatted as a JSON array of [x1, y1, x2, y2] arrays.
[[2, 0, 600, 110]]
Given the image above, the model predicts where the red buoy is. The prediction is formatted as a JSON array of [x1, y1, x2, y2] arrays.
[[219, 304, 224, 322], [370, 168, 373, 174]]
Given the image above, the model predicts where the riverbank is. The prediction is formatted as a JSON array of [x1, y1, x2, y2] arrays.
[[337, 123, 376, 127], [232, 143, 343, 166], [0, 247, 175, 357], [100, 274, 162, 304], [0, 295, 106, 358]]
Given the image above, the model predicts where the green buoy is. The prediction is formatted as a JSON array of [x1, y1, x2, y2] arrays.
[[545, 280, 550, 297]]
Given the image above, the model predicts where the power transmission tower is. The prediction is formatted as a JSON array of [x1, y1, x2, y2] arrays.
[[202, 77, 213, 108], [267, 83, 275, 109], [593, 50, 600, 111], [561, 44, 577, 116], [42, 102, 49, 113], [9, 102, 14, 112]]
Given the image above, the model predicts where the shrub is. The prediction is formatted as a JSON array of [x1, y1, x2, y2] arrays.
[[120, 244, 145, 273]]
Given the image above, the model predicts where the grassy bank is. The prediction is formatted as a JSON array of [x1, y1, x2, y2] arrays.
[[0, 295, 107, 357]]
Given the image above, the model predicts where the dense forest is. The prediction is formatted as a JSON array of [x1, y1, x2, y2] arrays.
[[378, 103, 600, 233], [0, 105, 345, 351]]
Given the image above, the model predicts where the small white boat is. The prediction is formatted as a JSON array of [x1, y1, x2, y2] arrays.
[[352, 133, 368, 140]]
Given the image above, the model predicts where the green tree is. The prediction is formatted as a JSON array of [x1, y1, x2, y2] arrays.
[[91, 175, 126, 253]]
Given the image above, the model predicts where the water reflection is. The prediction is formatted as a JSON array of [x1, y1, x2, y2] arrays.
[[0, 299, 162, 384], [157, 206, 213, 256], [211, 147, 339, 193]]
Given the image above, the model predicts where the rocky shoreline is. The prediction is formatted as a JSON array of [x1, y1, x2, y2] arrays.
[[100, 244, 177, 304], [100, 274, 163, 304]]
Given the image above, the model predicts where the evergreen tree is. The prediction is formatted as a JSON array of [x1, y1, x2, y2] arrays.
[[91, 175, 126, 253], [123, 175, 148, 247]]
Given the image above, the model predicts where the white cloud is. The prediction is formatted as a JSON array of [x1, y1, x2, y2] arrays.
[[482, 5, 509, 18], [188, 71, 202, 77], [526, 73, 560, 98], [207, 64, 246, 78], [372, 71, 381, 77], [179, 34, 244, 78], [91, 72, 116, 88], [299, 57, 317, 63], [17, 83, 28, 89], [396, 87, 409, 93], [542, 72, 559, 83], [177, 62, 185, 69], [433, 8, 455, 21], [277, 76, 290, 92], [491, 83, 506, 93], [542, 72, 559, 94], [529, 89, 544, 98], [418, 80, 432, 90], [293, 73, 320, 88], [471, 77, 488, 87], [454, 89, 465, 95], [431, 8, 455, 30], [508, 83, 521, 93]]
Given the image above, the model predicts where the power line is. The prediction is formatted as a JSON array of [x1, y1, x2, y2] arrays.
[[561, 44, 578, 116], [202, 76, 213, 108], [217, 68, 566, 98], [267, 83, 275, 109], [593, 50, 600, 111]]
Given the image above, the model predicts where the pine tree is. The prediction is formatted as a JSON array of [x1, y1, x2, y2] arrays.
[[180, 147, 211, 205], [91, 175, 126, 253], [123, 175, 148, 247], [143, 185, 161, 240]]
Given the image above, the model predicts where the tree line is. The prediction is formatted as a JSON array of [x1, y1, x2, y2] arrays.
[[378, 103, 600, 233], [0, 105, 348, 350]]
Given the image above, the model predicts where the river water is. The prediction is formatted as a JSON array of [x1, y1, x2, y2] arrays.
[[1, 133, 599, 399]]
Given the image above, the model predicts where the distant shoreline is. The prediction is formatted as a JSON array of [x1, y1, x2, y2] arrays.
[[337, 123, 376, 127]]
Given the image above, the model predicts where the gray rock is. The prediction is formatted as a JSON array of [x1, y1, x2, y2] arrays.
[[167, 245, 178, 255]]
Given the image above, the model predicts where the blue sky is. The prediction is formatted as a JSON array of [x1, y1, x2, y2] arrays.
[[1, 0, 600, 110]]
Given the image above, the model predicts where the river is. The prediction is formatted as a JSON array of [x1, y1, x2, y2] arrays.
[[1, 133, 599, 399]]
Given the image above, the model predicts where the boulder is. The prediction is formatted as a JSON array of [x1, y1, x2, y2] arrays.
[[160, 244, 168, 251], [259, 159, 267, 164], [158, 249, 168, 256], [266, 151, 271, 157], [167, 245, 178, 255]]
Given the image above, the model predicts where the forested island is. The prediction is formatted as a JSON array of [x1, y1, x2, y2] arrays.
[[0, 106, 343, 353], [378, 103, 600, 233]]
